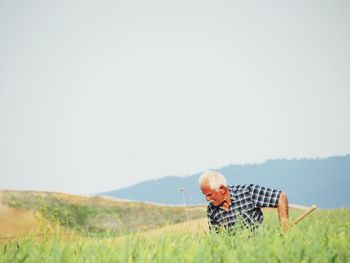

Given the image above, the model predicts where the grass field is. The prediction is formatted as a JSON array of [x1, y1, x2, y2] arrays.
[[1, 204, 349, 262]]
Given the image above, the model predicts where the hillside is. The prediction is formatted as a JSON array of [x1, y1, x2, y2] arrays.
[[100, 155, 350, 208], [0, 202, 40, 239], [0, 190, 206, 238]]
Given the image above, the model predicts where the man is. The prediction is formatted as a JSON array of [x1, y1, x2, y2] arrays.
[[199, 170, 289, 234]]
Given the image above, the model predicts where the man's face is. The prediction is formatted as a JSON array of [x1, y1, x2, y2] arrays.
[[200, 184, 226, 207]]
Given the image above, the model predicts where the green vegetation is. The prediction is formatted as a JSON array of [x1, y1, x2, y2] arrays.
[[1, 208, 349, 262], [0, 191, 205, 236]]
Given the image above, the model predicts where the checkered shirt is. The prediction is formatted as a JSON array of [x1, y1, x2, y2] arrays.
[[207, 184, 281, 233]]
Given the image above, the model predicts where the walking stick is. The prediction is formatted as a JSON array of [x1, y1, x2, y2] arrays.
[[292, 205, 317, 226]]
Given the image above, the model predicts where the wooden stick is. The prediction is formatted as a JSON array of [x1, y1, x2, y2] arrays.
[[292, 205, 317, 225]]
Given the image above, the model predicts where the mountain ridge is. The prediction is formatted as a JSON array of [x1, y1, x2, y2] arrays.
[[99, 155, 350, 208]]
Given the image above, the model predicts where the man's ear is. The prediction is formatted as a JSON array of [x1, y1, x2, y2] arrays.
[[219, 185, 227, 194]]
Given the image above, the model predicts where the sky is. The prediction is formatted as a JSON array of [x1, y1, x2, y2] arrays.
[[1, 0, 349, 194]]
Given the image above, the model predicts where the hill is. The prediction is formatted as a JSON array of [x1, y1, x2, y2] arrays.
[[99, 155, 350, 208], [0, 190, 206, 238], [0, 202, 40, 238]]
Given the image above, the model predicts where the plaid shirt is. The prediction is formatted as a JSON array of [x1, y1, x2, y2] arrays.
[[207, 184, 281, 233]]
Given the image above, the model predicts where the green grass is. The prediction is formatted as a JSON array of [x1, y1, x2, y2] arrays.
[[1, 209, 349, 262]]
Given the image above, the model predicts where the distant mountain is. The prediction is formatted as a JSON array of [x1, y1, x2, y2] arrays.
[[99, 155, 350, 208]]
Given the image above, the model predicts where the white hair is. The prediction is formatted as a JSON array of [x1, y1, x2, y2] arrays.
[[199, 170, 227, 190]]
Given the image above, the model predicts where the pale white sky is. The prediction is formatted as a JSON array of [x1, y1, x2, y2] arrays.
[[1, 0, 349, 194]]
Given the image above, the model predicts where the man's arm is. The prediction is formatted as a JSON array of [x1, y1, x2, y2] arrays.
[[207, 206, 219, 234], [248, 185, 289, 231], [277, 192, 289, 231], [208, 215, 219, 233]]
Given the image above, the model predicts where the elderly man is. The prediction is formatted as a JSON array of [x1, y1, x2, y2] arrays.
[[199, 170, 289, 233]]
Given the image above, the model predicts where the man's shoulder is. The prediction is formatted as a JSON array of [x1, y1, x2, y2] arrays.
[[228, 184, 252, 192]]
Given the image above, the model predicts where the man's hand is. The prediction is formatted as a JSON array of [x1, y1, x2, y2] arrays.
[[277, 192, 289, 231]]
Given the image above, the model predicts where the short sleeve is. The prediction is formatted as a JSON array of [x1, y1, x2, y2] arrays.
[[248, 184, 281, 208]]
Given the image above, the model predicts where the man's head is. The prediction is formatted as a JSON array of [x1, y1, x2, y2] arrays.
[[199, 170, 229, 207]]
